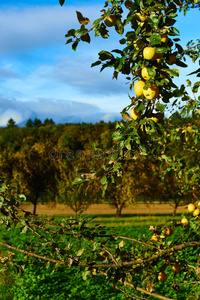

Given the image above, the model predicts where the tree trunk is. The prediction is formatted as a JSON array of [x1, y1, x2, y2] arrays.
[[173, 204, 178, 217], [116, 203, 124, 217], [33, 201, 37, 215]]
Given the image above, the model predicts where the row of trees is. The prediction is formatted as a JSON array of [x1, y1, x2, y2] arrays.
[[0, 113, 199, 215], [5, 117, 55, 128]]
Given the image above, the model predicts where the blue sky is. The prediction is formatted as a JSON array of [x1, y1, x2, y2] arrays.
[[0, 0, 199, 126]]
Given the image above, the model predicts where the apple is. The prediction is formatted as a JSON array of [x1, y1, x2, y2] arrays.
[[188, 203, 196, 213], [158, 271, 167, 282], [193, 208, 200, 216], [134, 80, 146, 97], [104, 15, 116, 27], [181, 217, 189, 226], [143, 83, 159, 100], [130, 107, 142, 120], [151, 234, 159, 242], [171, 265, 180, 274], [143, 47, 157, 60], [167, 54, 177, 65], [161, 34, 169, 44], [141, 67, 152, 80]]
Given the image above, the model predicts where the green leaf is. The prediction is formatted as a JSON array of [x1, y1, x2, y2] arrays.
[[81, 33, 91, 43], [168, 13, 177, 18], [98, 50, 114, 61], [72, 177, 86, 185], [18, 194, 26, 201], [65, 38, 73, 45], [192, 81, 200, 93], [156, 103, 166, 113], [112, 131, 124, 141], [175, 60, 187, 68], [119, 38, 126, 44], [0, 196, 4, 208], [82, 269, 90, 281], [72, 41, 79, 51], [59, 0, 65, 6], [149, 33, 161, 45], [91, 61, 101, 68], [65, 29, 75, 38], [101, 175, 107, 185], [76, 249, 84, 256], [76, 11, 90, 25], [186, 80, 191, 87]]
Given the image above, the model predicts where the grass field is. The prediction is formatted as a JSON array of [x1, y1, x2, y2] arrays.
[[0, 211, 193, 300], [41, 212, 183, 228]]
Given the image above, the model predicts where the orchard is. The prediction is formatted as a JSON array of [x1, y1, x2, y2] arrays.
[[0, 0, 200, 299]]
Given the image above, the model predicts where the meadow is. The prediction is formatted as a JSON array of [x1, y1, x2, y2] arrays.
[[0, 213, 198, 300]]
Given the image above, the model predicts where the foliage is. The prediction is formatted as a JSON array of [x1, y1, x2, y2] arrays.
[[0, 0, 200, 299], [1, 180, 200, 299]]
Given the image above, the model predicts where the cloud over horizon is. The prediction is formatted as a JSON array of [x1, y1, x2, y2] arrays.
[[0, 96, 121, 127]]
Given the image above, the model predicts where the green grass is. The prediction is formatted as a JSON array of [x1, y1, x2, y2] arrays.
[[42, 213, 182, 227], [0, 213, 195, 300]]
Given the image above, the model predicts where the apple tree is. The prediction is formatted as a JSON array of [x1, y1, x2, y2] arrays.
[[1, 0, 200, 299]]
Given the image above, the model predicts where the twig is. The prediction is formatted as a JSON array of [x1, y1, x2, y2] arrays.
[[116, 235, 158, 249]]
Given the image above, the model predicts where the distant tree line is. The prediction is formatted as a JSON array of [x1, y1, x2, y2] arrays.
[[0, 113, 199, 216]]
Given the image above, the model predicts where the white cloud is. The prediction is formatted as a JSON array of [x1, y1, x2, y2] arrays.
[[0, 96, 121, 126], [0, 5, 102, 55]]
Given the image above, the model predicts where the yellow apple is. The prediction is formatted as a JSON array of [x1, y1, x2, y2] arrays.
[[143, 83, 159, 100], [104, 15, 116, 27], [151, 234, 159, 242], [188, 203, 196, 213], [130, 107, 142, 120], [161, 34, 169, 44], [143, 47, 157, 60], [193, 208, 200, 216], [181, 217, 189, 226], [171, 265, 180, 274], [167, 54, 177, 65], [158, 271, 167, 282], [134, 80, 146, 97], [141, 67, 152, 80]]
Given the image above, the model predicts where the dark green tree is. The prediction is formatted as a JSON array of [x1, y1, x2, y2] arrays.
[[6, 118, 17, 128]]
